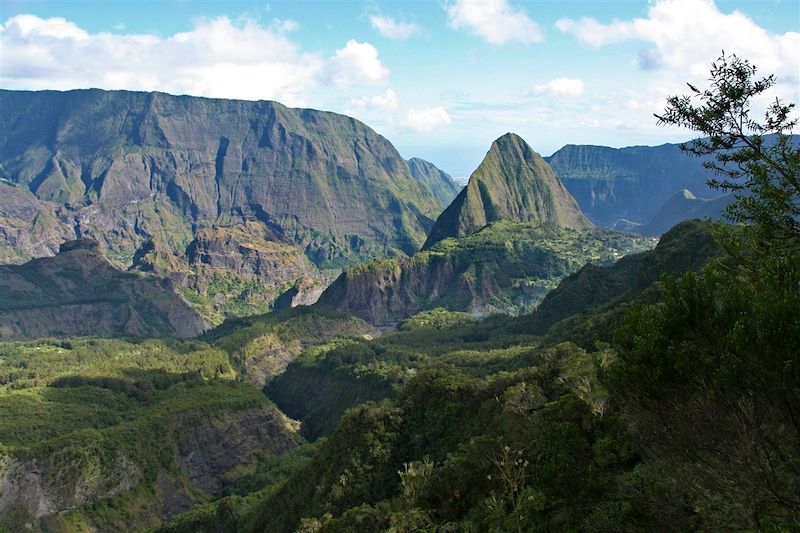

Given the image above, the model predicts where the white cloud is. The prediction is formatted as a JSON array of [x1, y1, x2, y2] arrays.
[[444, 0, 543, 45], [327, 39, 390, 86], [369, 14, 420, 40], [0, 14, 390, 106], [405, 106, 452, 131], [350, 88, 399, 110], [533, 78, 585, 97], [556, 0, 799, 83]]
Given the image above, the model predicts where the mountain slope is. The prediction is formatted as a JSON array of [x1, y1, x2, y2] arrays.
[[407, 157, 461, 207], [546, 143, 718, 227], [637, 189, 733, 236], [524, 220, 722, 339], [0, 239, 210, 338], [423, 133, 591, 249], [547, 136, 796, 229]]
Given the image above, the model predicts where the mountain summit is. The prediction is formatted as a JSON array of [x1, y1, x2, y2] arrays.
[[423, 133, 591, 248]]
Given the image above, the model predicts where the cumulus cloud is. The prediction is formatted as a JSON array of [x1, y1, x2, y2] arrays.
[[444, 0, 543, 45], [556, 0, 799, 82], [369, 14, 421, 40], [326, 39, 390, 86], [0, 14, 390, 105], [533, 78, 585, 97], [350, 88, 399, 110], [405, 106, 452, 131]]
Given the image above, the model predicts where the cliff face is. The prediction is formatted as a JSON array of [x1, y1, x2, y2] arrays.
[[424, 133, 590, 248], [316, 222, 653, 328], [0, 402, 302, 531], [0, 88, 449, 320], [546, 143, 719, 227], [0, 239, 210, 338]]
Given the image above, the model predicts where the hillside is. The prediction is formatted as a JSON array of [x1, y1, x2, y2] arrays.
[[406, 157, 461, 207], [0, 239, 210, 338], [423, 133, 591, 249], [522, 219, 722, 339], [158, 220, 757, 533], [0, 89, 447, 319]]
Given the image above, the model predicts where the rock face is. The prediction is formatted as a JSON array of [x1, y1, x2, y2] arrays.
[[0, 403, 302, 530], [423, 133, 591, 249], [316, 222, 653, 328], [0, 239, 210, 338], [637, 189, 733, 236], [407, 157, 461, 207], [546, 143, 719, 228], [0, 88, 448, 320]]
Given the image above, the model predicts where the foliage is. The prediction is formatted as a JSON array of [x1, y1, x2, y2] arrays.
[[656, 52, 800, 250], [603, 54, 800, 530]]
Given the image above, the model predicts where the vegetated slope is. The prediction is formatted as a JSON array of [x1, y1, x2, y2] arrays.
[[202, 307, 379, 388], [315, 221, 654, 328], [0, 88, 446, 319], [0, 239, 210, 338], [525, 219, 722, 344], [406, 157, 461, 207], [637, 189, 733, 236], [0, 337, 304, 532], [547, 134, 797, 230], [546, 142, 718, 227], [0, 306, 377, 531], [423, 133, 591, 249], [157, 217, 740, 532]]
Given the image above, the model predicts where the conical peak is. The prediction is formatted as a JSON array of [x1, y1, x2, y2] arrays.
[[422, 133, 591, 249], [490, 132, 531, 153], [482, 132, 545, 168]]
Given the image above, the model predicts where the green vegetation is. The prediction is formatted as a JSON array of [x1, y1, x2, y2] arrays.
[[156, 56, 799, 532], [0, 240, 208, 339], [0, 330, 326, 531], [179, 272, 292, 324], [4, 56, 798, 532]]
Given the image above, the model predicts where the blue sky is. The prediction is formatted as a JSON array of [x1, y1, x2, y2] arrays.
[[1, 1, 798, 177]]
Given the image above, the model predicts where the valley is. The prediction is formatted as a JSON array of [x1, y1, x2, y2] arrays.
[[0, 43, 797, 532]]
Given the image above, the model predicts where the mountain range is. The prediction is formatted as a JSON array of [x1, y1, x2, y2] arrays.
[[0, 87, 791, 532], [0, 88, 456, 319]]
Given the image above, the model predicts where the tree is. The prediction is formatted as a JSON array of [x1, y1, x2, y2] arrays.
[[655, 52, 799, 251], [607, 54, 800, 530]]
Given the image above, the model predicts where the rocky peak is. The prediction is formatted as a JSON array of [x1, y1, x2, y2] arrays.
[[423, 133, 591, 249]]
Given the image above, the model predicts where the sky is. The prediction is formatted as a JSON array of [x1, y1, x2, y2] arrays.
[[1, 0, 798, 178]]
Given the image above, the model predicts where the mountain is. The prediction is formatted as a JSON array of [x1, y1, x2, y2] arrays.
[[407, 157, 461, 207], [546, 143, 718, 227], [637, 189, 733, 236], [0, 239, 210, 338], [546, 135, 797, 230], [423, 133, 591, 249], [0, 88, 447, 320], [315, 221, 653, 328]]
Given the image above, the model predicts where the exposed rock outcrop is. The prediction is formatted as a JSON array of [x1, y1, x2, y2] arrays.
[[0, 88, 451, 320]]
